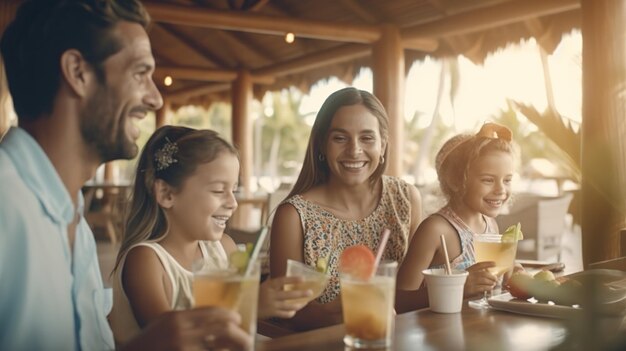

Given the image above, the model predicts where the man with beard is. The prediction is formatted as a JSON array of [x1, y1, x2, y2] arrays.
[[0, 1, 252, 350]]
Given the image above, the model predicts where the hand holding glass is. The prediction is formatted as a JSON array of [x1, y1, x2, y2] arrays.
[[193, 261, 261, 335], [340, 261, 397, 349], [285, 259, 329, 304], [469, 234, 517, 309]]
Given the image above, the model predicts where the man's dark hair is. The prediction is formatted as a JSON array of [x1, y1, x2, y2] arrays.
[[1, 0, 150, 121]]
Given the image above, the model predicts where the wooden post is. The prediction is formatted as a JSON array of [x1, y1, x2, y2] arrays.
[[156, 98, 171, 128], [103, 163, 116, 184], [581, 0, 626, 266], [232, 70, 253, 197], [373, 24, 404, 176]]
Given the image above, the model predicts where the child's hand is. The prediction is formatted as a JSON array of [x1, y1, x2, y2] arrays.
[[464, 261, 497, 297], [257, 276, 313, 319]]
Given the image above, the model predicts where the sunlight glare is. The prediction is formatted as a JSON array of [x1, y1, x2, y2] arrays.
[[299, 31, 581, 134]]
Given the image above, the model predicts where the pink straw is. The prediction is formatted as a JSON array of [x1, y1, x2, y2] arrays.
[[440, 234, 452, 275], [373, 228, 391, 271]]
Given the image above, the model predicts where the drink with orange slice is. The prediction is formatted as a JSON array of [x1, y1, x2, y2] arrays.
[[339, 245, 397, 349]]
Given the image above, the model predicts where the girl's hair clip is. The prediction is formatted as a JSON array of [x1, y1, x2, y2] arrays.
[[435, 122, 513, 174], [155, 138, 178, 171], [475, 122, 512, 142]]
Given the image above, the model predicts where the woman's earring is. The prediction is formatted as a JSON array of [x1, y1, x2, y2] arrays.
[[318, 154, 326, 162], [380, 155, 385, 164]]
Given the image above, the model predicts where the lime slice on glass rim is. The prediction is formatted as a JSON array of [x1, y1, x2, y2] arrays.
[[315, 255, 329, 273], [502, 222, 523, 242], [229, 250, 250, 273]]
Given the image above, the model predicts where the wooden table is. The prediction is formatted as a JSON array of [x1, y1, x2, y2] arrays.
[[256, 300, 625, 350]]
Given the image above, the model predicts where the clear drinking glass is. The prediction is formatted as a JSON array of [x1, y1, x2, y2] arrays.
[[192, 260, 261, 335], [285, 259, 330, 304], [340, 261, 397, 349], [468, 234, 517, 309]]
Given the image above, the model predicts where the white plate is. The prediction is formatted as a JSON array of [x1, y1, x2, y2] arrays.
[[489, 269, 626, 318], [488, 293, 582, 319]]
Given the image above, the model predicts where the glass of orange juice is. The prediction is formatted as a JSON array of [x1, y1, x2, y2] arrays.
[[192, 260, 261, 335], [340, 261, 397, 349], [285, 259, 329, 304], [469, 233, 518, 309]]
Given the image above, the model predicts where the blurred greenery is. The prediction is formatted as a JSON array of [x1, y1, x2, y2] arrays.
[[511, 102, 581, 182], [111, 86, 579, 195], [258, 89, 311, 182]]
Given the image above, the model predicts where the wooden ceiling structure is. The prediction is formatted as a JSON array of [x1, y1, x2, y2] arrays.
[[143, 0, 582, 203], [2, 0, 626, 268], [146, 0, 579, 107]]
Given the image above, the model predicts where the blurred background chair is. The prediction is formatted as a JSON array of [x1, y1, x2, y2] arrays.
[[496, 192, 574, 262], [83, 184, 131, 244]]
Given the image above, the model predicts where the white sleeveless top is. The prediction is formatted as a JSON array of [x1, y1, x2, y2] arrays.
[[109, 240, 229, 345]]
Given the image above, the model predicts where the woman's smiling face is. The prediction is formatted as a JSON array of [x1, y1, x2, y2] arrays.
[[324, 104, 386, 187]]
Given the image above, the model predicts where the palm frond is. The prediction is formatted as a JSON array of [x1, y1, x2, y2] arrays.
[[512, 101, 581, 169]]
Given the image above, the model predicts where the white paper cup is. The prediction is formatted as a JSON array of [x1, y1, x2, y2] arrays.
[[422, 268, 468, 313]]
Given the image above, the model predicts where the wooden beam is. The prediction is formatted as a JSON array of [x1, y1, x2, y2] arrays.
[[165, 44, 369, 102], [145, 2, 381, 43], [155, 23, 232, 68], [428, 0, 520, 16], [402, 0, 580, 40], [254, 44, 371, 77], [407, 0, 524, 27], [232, 71, 254, 196], [155, 36, 436, 103], [215, 30, 274, 65], [373, 25, 404, 176], [403, 38, 439, 52], [156, 65, 274, 84], [167, 83, 231, 102], [157, 66, 237, 81], [339, 0, 379, 24], [424, 0, 446, 15], [249, 0, 271, 12]]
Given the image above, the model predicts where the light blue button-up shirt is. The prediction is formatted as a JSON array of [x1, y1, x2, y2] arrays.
[[0, 127, 115, 350]]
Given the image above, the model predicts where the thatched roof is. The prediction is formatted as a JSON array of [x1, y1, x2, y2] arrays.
[[144, 0, 580, 109]]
